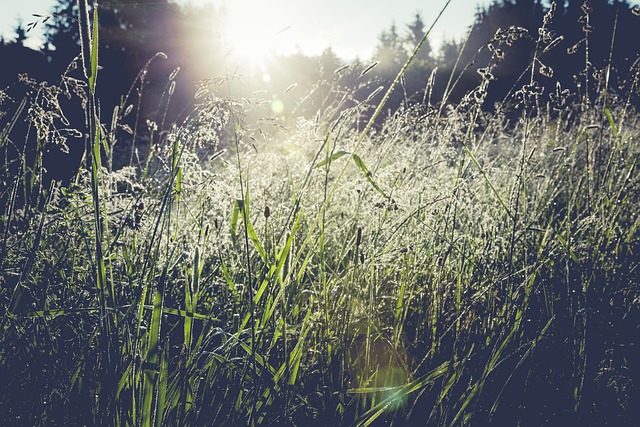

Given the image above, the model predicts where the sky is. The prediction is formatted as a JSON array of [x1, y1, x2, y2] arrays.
[[1, 0, 494, 58]]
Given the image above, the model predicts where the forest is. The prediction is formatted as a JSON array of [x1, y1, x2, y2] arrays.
[[1, 0, 639, 425]]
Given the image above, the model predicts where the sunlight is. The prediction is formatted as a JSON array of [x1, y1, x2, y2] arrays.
[[218, 2, 293, 71], [178, 0, 296, 72], [221, 23, 271, 66]]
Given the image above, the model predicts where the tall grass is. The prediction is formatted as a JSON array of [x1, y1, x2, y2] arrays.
[[1, 1, 639, 426]]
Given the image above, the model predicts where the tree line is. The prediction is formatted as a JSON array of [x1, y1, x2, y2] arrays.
[[2, 0, 640, 153]]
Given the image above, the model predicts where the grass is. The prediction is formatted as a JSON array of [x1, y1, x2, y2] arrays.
[[1, 1, 639, 425]]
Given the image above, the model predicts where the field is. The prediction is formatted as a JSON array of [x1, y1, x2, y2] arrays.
[[1, 2, 639, 426]]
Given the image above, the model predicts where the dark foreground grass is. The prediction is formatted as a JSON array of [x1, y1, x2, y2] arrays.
[[1, 1, 639, 426]]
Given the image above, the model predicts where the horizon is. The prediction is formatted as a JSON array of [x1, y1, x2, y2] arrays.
[[2, 0, 493, 59]]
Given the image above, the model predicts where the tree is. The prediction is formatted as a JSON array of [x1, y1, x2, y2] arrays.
[[319, 47, 342, 76], [405, 13, 432, 67], [44, 0, 79, 63], [14, 21, 28, 46], [435, 0, 545, 106], [42, 0, 229, 132], [429, 0, 640, 109], [438, 38, 461, 70], [374, 22, 408, 71]]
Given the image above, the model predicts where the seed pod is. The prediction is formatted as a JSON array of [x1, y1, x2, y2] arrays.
[[542, 35, 564, 53], [233, 313, 240, 331], [334, 64, 350, 74], [539, 63, 554, 78], [365, 86, 384, 103], [169, 67, 180, 81], [473, 89, 487, 104], [567, 38, 585, 55], [77, 0, 92, 81], [543, 2, 556, 24], [360, 61, 379, 77]]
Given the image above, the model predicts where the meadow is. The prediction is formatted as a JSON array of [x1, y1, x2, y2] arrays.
[[1, 1, 639, 426]]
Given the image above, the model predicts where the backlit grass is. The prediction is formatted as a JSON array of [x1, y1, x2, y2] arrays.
[[1, 1, 639, 426]]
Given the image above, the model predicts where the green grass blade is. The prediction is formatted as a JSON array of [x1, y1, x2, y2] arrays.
[[314, 150, 351, 168], [231, 199, 240, 247], [89, 3, 99, 92], [352, 153, 388, 198], [155, 344, 169, 427], [142, 265, 168, 427], [351, 361, 452, 427], [184, 245, 200, 352], [463, 145, 514, 220], [604, 108, 619, 139]]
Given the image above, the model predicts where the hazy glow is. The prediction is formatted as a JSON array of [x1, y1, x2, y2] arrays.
[[196, 0, 494, 60], [219, 2, 294, 69], [270, 98, 285, 115], [3, 0, 499, 58]]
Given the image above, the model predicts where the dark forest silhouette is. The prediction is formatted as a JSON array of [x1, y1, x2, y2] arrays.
[[2, 0, 640, 180], [3, 1, 640, 113]]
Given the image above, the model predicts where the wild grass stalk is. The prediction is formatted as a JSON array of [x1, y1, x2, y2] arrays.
[[76, 1, 120, 422]]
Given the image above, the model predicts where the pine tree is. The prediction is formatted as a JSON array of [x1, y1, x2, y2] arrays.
[[405, 13, 432, 67], [374, 22, 407, 71], [14, 21, 28, 46]]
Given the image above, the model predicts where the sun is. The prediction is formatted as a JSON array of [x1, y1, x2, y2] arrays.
[[222, 23, 276, 64], [218, 2, 293, 70]]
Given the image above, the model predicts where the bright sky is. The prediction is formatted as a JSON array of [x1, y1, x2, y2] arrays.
[[2, 0, 493, 57]]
